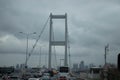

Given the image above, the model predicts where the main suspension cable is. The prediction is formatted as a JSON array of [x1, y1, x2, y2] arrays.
[[27, 16, 50, 61]]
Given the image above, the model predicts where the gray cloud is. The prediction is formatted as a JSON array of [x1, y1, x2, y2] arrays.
[[0, 0, 120, 67]]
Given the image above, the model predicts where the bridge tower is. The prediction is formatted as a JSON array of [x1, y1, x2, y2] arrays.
[[49, 13, 68, 69]]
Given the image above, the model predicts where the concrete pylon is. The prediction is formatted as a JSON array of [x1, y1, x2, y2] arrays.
[[49, 13, 68, 69]]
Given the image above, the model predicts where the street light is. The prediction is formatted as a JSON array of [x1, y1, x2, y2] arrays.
[[19, 32, 36, 68], [39, 46, 42, 68], [39, 45, 46, 68]]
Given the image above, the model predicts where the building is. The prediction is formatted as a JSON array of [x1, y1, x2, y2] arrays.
[[0, 67, 14, 74], [79, 61, 85, 71], [73, 63, 78, 71], [89, 63, 96, 69], [16, 64, 19, 69], [20, 64, 25, 69]]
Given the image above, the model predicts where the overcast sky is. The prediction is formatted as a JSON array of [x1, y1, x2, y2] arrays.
[[0, 0, 120, 68]]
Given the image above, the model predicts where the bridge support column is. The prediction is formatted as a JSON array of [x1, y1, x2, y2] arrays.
[[49, 13, 68, 69]]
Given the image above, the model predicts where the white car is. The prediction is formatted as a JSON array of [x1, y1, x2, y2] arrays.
[[28, 78, 41, 80]]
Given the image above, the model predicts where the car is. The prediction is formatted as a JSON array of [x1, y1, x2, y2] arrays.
[[22, 73, 34, 80], [43, 73, 50, 76], [28, 78, 41, 80], [10, 76, 21, 80], [41, 73, 50, 80]]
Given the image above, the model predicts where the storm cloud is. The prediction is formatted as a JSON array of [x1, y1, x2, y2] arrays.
[[0, 0, 120, 67]]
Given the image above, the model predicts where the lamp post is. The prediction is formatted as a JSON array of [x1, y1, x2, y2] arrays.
[[19, 32, 36, 68], [39, 46, 42, 68], [39, 45, 46, 68]]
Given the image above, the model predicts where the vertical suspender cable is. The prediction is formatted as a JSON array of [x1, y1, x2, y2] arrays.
[[52, 28, 58, 68], [67, 31, 71, 69]]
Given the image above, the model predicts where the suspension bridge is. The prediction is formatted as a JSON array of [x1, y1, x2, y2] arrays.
[[26, 13, 71, 69], [0, 13, 102, 80]]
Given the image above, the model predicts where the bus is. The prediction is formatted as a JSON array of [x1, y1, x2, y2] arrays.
[[59, 66, 69, 73], [58, 67, 70, 80]]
